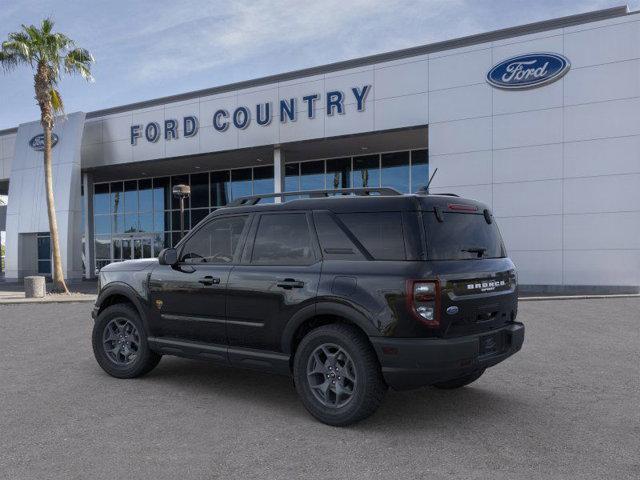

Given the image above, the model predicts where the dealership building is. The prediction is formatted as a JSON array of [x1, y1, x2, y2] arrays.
[[0, 5, 639, 293]]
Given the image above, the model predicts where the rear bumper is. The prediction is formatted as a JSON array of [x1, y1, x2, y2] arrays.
[[370, 323, 524, 390]]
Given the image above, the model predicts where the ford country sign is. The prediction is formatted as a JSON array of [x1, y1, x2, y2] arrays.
[[487, 53, 570, 90], [29, 133, 59, 151]]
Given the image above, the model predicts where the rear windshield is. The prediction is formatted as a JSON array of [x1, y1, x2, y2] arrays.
[[423, 211, 506, 260]]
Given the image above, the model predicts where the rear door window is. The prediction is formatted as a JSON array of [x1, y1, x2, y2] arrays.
[[423, 211, 505, 260], [337, 212, 406, 260], [251, 213, 315, 265]]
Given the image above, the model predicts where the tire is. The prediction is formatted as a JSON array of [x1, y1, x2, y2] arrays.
[[432, 369, 485, 390], [293, 324, 387, 426], [92, 303, 161, 379]]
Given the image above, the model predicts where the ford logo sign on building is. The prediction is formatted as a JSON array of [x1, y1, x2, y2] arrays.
[[29, 133, 59, 151], [487, 53, 570, 90]]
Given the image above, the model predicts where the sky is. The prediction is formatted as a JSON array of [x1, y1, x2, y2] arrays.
[[0, 0, 638, 130]]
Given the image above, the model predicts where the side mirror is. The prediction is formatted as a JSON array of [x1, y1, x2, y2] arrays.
[[158, 248, 178, 266]]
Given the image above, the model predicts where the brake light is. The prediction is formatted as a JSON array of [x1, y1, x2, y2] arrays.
[[407, 280, 440, 328], [448, 203, 478, 212]]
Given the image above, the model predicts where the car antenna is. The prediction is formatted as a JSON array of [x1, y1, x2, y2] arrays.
[[425, 167, 438, 193]]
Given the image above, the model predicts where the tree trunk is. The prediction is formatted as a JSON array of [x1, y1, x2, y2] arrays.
[[35, 64, 68, 294], [43, 123, 69, 294]]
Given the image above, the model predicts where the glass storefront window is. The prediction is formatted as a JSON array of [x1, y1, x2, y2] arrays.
[[300, 160, 325, 191], [94, 215, 111, 235], [326, 158, 351, 190], [353, 155, 380, 189], [285, 163, 300, 192], [381, 151, 410, 193], [190, 172, 209, 209], [211, 171, 230, 207], [411, 149, 429, 192], [191, 208, 209, 227], [171, 210, 190, 232], [93, 183, 110, 215], [138, 179, 153, 213], [111, 182, 123, 215], [124, 180, 138, 213], [95, 235, 110, 259], [139, 213, 153, 232], [231, 168, 252, 200], [153, 177, 170, 212], [113, 214, 125, 234], [153, 211, 168, 232], [253, 165, 274, 203]]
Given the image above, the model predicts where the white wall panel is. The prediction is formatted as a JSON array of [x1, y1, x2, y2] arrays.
[[493, 108, 562, 149], [374, 60, 428, 100], [493, 143, 563, 183], [82, 120, 102, 145], [564, 59, 640, 106], [564, 97, 640, 142], [564, 136, 640, 178], [429, 116, 491, 155], [509, 250, 563, 285], [199, 125, 238, 153], [499, 215, 563, 251], [564, 20, 640, 68], [102, 114, 133, 143], [563, 250, 640, 286], [564, 212, 640, 250], [429, 150, 492, 187], [428, 48, 491, 91], [493, 80, 563, 115], [429, 83, 491, 123], [324, 68, 374, 107], [374, 93, 428, 131], [279, 112, 325, 143], [564, 174, 640, 214], [102, 139, 133, 164], [492, 33, 563, 60], [493, 180, 562, 217]]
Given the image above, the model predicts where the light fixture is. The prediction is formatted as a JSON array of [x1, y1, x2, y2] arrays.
[[256, 157, 263, 163], [360, 146, 368, 151], [194, 166, 201, 169]]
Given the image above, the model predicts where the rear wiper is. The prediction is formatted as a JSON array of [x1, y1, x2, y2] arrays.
[[461, 247, 487, 258]]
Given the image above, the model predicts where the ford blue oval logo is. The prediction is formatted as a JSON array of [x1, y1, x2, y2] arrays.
[[487, 53, 570, 90], [446, 306, 459, 315], [29, 133, 59, 151]]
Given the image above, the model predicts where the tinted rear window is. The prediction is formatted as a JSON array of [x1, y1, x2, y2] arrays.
[[337, 212, 406, 260], [423, 212, 505, 260]]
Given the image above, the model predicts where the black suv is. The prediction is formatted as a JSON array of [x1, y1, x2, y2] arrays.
[[92, 188, 524, 426]]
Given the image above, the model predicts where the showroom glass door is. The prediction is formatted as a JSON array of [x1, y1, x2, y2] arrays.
[[112, 235, 155, 262]]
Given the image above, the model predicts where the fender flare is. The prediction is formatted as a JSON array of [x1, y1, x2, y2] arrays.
[[280, 301, 379, 354], [95, 282, 150, 332]]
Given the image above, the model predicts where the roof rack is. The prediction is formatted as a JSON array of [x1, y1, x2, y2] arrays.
[[226, 187, 402, 207], [415, 186, 459, 197]]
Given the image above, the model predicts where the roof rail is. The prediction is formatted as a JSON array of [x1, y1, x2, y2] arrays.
[[415, 186, 459, 197], [226, 187, 402, 207]]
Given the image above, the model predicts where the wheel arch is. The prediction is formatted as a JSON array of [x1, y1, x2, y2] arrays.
[[281, 302, 380, 356], [95, 283, 150, 331]]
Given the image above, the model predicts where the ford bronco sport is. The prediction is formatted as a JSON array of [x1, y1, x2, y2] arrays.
[[92, 188, 524, 426]]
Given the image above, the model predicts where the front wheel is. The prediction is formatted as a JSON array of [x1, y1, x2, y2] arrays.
[[92, 303, 161, 379], [432, 369, 485, 389], [293, 324, 387, 426]]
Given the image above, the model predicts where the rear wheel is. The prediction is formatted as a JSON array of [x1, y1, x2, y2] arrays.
[[92, 303, 161, 379], [293, 324, 387, 426], [432, 369, 485, 389]]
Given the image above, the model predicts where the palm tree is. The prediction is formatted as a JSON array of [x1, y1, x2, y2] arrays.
[[0, 18, 93, 293]]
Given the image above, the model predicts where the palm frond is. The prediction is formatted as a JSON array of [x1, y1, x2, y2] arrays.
[[64, 47, 94, 81], [50, 87, 64, 113]]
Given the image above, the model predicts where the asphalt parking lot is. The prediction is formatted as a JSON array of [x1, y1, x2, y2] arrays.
[[0, 298, 638, 480]]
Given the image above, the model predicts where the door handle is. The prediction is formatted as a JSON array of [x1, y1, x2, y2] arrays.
[[277, 278, 304, 289], [199, 276, 220, 286]]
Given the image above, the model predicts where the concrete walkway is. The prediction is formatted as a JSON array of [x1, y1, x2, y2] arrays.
[[0, 280, 97, 304]]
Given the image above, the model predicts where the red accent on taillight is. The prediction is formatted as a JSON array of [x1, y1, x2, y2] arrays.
[[406, 279, 441, 328], [448, 203, 478, 212]]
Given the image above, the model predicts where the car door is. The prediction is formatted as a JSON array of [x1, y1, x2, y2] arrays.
[[148, 214, 251, 346], [226, 211, 321, 354]]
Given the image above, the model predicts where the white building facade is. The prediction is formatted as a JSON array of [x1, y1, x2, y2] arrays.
[[0, 5, 639, 293]]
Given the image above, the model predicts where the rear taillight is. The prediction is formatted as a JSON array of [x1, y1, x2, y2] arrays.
[[407, 280, 440, 328]]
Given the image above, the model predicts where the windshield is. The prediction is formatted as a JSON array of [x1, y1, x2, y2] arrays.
[[423, 211, 506, 260]]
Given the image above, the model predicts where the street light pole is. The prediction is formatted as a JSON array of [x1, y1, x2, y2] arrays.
[[172, 184, 191, 239]]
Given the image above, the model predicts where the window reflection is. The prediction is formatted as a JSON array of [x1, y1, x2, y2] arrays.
[[353, 155, 380, 189], [231, 168, 252, 200], [300, 160, 324, 191], [411, 149, 429, 192], [326, 158, 351, 190], [381, 152, 410, 193]]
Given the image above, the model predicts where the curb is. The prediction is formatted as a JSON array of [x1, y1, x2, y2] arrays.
[[0, 295, 97, 305], [519, 294, 640, 302]]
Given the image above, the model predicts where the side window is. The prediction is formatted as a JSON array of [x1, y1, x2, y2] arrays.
[[251, 213, 315, 265], [180, 215, 248, 264], [313, 211, 366, 261], [337, 212, 406, 260]]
